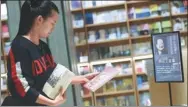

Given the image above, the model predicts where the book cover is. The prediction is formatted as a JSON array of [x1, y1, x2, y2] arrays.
[[139, 92, 151, 106], [42, 64, 75, 99], [82, 1, 93, 8], [105, 80, 116, 92], [70, 0, 81, 10], [1, 63, 6, 74], [123, 78, 133, 90], [96, 97, 106, 106], [84, 100, 91, 106], [127, 95, 136, 106], [85, 12, 93, 24], [84, 66, 120, 92], [115, 79, 125, 91], [116, 96, 126, 106], [105, 97, 116, 106]]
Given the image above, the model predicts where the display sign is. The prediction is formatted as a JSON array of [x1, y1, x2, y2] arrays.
[[151, 31, 184, 82]]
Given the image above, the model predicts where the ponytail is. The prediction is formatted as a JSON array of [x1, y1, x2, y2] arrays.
[[15, 0, 59, 38]]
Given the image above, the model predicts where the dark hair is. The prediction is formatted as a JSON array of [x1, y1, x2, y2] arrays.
[[16, 0, 59, 38]]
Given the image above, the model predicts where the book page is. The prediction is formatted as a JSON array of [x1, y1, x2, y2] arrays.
[[42, 64, 75, 99]]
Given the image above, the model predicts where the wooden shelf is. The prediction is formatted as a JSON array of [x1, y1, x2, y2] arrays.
[[88, 38, 129, 47], [96, 90, 134, 97], [86, 21, 127, 29], [90, 56, 132, 65], [1, 89, 8, 93], [84, 3, 125, 12], [129, 16, 170, 23], [136, 72, 147, 76], [75, 43, 87, 47], [71, 8, 82, 13], [172, 13, 188, 17], [77, 62, 90, 67], [2, 36, 10, 41], [126, 1, 149, 5], [113, 74, 133, 79], [180, 31, 188, 36], [73, 27, 85, 32], [131, 35, 151, 40], [138, 88, 150, 92], [133, 54, 153, 61]]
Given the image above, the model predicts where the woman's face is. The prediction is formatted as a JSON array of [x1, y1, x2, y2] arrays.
[[36, 10, 59, 38]]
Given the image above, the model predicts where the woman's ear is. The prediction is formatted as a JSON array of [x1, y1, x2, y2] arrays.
[[35, 15, 44, 25]]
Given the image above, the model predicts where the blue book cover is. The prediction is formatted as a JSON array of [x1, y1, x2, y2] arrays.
[[85, 12, 93, 24], [71, 0, 81, 9]]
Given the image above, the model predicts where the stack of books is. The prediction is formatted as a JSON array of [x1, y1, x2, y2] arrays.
[[1, 3, 7, 20], [96, 94, 136, 106], [72, 14, 84, 28], [128, 3, 170, 19], [85, 9, 127, 24]]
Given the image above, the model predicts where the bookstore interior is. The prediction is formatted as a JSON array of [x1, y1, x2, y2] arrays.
[[1, 0, 188, 106]]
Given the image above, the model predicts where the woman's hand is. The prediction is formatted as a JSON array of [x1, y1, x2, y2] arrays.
[[71, 72, 99, 84], [51, 93, 66, 106], [51, 88, 66, 106]]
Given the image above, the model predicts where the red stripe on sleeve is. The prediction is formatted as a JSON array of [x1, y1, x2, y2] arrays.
[[9, 49, 26, 97]]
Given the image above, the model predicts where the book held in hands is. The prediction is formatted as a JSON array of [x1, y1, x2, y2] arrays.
[[42, 64, 75, 99], [84, 64, 120, 92]]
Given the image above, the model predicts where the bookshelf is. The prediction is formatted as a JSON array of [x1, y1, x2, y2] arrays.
[[69, 0, 187, 106], [1, 2, 10, 103]]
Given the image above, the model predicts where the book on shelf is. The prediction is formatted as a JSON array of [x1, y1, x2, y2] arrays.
[[42, 64, 75, 99], [123, 78, 133, 90], [150, 4, 160, 17], [116, 96, 127, 106], [115, 79, 125, 91], [1, 63, 6, 74], [160, 3, 170, 16], [135, 7, 150, 19], [82, 1, 93, 8], [137, 75, 149, 90], [130, 25, 139, 37], [84, 64, 120, 92], [171, 1, 186, 15], [88, 30, 96, 43], [173, 18, 187, 32], [93, 65, 105, 73], [96, 97, 106, 106], [1, 76, 7, 91], [72, 14, 84, 28], [135, 60, 147, 74], [90, 49, 99, 61], [83, 100, 92, 106], [161, 20, 172, 33], [152, 21, 162, 34], [116, 95, 136, 106], [105, 97, 116, 106], [1, 24, 9, 38], [77, 65, 90, 75], [139, 92, 151, 106], [104, 80, 116, 92], [70, 0, 81, 10], [79, 56, 88, 63], [1, 3, 7, 20], [85, 12, 94, 24]]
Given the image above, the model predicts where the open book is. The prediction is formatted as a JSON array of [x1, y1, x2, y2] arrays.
[[84, 66, 120, 92], [42, 64, 75, 99]]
